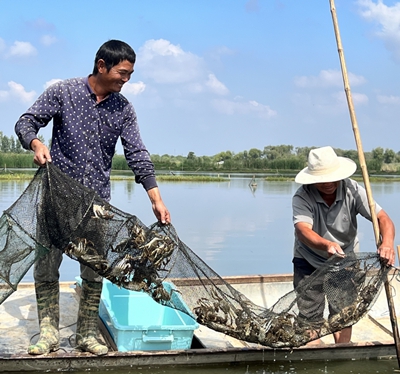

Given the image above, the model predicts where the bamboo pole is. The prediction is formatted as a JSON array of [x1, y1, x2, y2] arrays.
[[329, 0, 400, 367]]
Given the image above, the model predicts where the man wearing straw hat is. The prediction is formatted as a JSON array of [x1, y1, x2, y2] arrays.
[[292, 146, 395, 345]]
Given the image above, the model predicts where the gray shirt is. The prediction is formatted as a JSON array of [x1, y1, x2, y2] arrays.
[[292, 178, 381, 268]]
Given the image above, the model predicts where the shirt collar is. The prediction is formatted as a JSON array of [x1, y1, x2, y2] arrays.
[[83, 76, 96, 100], [84, 75, 113, 102]]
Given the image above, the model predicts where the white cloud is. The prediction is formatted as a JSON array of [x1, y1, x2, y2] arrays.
[[136, 39, 233, 97], [8, 41, 37, 57], [0, 39, 37, 59], [0, 81, 37, 103], [357, 0, 400, 62], [122, 81, 146, 95], [294, 69, 366, 88], [137, 39, 205, 84], [44, 79, 62, 89], [212, 98, 277, 120], [41, 35, 57, 46], [377, 94, 400, 104], [135, 38, 277, 120], [205, 74, 229, 95]]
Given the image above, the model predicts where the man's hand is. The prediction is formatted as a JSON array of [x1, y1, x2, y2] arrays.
[[377, 242, 395, 266], [147, 187, 171, 224], [152, 200, 171, 224], [30, 139, 52, 166], [376, 210, 396, 266], [326, 242, 345, 258]]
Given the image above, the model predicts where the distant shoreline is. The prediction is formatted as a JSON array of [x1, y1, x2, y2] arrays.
[[1, 171, 400, 183]]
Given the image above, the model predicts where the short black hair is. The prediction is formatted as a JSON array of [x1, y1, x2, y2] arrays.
[[92, 40, 136, 74]]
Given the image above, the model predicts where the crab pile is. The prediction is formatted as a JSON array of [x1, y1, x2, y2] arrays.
[[191, 278, 382, 348], [63, 204, 177, 303]]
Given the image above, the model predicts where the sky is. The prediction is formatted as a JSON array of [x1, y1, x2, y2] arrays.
[[1, 0, 400, 157]]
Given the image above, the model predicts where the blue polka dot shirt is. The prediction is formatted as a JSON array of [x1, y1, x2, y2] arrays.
[[15, 77, 157, 201]]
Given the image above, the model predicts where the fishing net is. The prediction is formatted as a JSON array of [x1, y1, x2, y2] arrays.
[[0, 163, 393, 348]]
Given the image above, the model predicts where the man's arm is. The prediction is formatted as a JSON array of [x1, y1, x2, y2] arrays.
[[376, 209, 395, 266], [147, 187, 171, 224], [15, 83, 60, 153], [295, 222, 345, 258]]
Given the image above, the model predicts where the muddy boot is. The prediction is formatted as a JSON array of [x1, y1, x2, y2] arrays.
[[76, 279, 108, 355], [28, 281, 60, 355]]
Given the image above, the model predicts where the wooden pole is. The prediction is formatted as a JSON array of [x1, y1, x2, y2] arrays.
[[329, 0, 400, 367]]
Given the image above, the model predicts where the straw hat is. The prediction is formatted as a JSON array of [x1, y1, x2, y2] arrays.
[[295, 146, 357, 185]]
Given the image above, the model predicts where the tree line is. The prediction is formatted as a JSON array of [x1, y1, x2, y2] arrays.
[[0, 131, 398, 173], [142, 145, 399, 173]]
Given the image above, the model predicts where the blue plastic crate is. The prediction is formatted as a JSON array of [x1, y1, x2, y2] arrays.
[[84, 278, 198, 352]]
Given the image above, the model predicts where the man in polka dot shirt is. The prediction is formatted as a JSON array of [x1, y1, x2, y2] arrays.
[[15, 40, 170, 356]]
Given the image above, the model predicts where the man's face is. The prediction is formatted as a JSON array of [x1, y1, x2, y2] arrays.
[[314, 181, 340, 195], [99, 60, 134, 93]]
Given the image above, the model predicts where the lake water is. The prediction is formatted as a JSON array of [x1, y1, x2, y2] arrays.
[[2, 175, 400, 374]]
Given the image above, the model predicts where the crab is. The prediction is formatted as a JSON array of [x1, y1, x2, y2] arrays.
[[326, 303, 358, 332], [130, 224, 147, 247], [65, 238, 94, 257], [64, 237, 109, 272], [111, 238, 133, 253], [152, 283, 172, 303], [210, 288, 237, 326], [266, 313, 296, 344], [108, 255, 133, 277], [92, 204, 114, 219], [138, 234, 176, 269]]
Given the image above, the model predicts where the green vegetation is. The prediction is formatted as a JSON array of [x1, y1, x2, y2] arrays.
[[0, 173, 36, 180], [139, 145, 400, 175], [109, 173, 227, 182], [2, 131, 400, 179], [156, 175, 227, 182]]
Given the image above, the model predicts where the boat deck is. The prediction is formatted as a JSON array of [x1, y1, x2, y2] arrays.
[[1, 282, 81, 355], [0, 275, 399, 372]]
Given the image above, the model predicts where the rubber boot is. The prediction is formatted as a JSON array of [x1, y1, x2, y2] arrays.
[[76, 280, 108, 355], [28, 281, 60, 355]]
